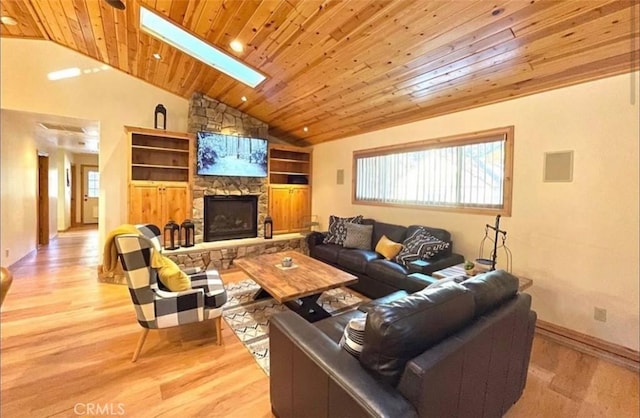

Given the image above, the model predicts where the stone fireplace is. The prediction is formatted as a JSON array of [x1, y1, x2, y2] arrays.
[[189, 92, 270, 242], [204, 195, 258, 241]]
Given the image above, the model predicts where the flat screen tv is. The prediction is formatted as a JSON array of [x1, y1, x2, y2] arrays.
[[196, 132, 268, 177]]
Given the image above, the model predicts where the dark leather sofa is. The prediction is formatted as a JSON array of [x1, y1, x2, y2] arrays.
[[270, 270, 536, 418], [306, 219, 464, 298]]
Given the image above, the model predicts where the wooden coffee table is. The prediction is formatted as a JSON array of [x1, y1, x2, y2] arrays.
[[233, 251, 358, 322]]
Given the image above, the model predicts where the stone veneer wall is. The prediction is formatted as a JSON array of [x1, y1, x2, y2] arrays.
[[167, 238, 308, 271], [189, 92, 270, 242]]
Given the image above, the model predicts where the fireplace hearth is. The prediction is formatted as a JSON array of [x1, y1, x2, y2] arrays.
[[204, 195, 258, 242]]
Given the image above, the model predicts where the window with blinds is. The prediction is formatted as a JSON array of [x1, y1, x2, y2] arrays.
[[353, 127, 513, 215]]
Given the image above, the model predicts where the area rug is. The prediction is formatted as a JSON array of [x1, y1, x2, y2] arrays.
[[222, 279, 366, 375]]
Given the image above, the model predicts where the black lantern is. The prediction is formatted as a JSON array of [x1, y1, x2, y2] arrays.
[[154, 104, 167, 130], [180, 219, 195, 248], [163, 220, 180, 250], [264, 215, 273, 239]]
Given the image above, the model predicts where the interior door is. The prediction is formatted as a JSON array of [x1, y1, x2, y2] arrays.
[[37, 155, 49, 246], [70, 164, 77, 226], [81, 165, 99, 224]]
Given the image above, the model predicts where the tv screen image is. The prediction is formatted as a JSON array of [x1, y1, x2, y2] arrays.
[[196, 132, 268, 177]]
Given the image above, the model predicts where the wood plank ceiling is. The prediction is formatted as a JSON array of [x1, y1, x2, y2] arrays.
[[1, 0, 638, 145]]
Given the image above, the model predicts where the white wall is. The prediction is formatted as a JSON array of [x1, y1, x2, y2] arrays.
[[0, 38, 189, 259], [56, 150, 72, 231], [312, 72, 640, 351], [0, 110, 60, 266], [1, 110, 38, 266], [47, 153, 58, 239]]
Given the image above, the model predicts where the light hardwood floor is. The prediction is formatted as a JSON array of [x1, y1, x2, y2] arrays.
[[1, 228, 638, 417]]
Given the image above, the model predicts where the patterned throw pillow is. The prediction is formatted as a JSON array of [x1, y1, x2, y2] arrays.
[[323, 215, 364, 245], [339, 315, 367, 358], [343, 223, 374, 250], [395, 228, 450, 267]]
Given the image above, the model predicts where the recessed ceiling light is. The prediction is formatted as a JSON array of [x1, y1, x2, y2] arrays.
[[139, 6, 266, 88], [230, 40, 244, 53], [153, 53, 161, 60], [47, 67, 82, 81], [1, 16, 18, 26], [303, 127, 309, 132], [241, 96, 247, 102]]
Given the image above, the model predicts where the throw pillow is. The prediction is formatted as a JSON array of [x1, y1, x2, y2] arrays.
[[343, 223, 374, 250], [323, 215, 364, 245], [339, 315, 367, 358], [151, 250, 192, 292], [375, 235, 403, 260], [395, 228, 450, 268]]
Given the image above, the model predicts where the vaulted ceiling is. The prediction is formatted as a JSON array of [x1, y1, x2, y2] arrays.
[[1, 0, 638, 145]]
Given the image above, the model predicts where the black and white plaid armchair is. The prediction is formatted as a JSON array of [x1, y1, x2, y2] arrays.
[[114, 224, 227, 362]]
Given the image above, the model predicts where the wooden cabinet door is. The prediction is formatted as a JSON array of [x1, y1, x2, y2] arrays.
[[269, 186, 293, 234], [289, 186, 310, 232], [163, 184, 189, 224], [129, 183, 163, 228]]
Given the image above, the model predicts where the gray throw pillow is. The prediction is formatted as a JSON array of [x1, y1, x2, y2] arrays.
[[343, 223, 373, 250]]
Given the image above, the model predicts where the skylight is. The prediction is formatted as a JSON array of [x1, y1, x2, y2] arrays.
[[139, 7, 266, 88]]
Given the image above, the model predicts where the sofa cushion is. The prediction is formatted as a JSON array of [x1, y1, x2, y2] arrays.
[[338, 249, 381, 274], [343, 223, 374, 250], [365, 259, 409, 285], [372, 221, 407, 250], [375, 235, 403, 260], [358, 290, 409, 313], [312, 243, 343, 264], [339, 315, 367, 358], [461, 269, 519, 317], [360, 283, 475, 386], [323, 215, 363, 245], [314, 309, 365, 343], [395, 228, 450, 267]]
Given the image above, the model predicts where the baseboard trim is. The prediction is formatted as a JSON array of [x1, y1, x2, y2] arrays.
[[8, 248, 37, 270], [535, 320, 640, 372]]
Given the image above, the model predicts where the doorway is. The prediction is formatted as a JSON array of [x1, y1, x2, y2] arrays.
[[37, 155, 49, 246], [81, 165, 99, 224], [70, 164, 77, 226]]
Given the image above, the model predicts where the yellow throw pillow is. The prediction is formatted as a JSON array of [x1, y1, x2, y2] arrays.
[[375, 235, 403, 260], [151, 250, 191, 292]]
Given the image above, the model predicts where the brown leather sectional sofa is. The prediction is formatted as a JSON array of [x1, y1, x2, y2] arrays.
[[270, 270, 537, 418]]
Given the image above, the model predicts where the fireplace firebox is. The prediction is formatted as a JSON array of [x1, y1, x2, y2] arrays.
[[204, 195, 258, 242]]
